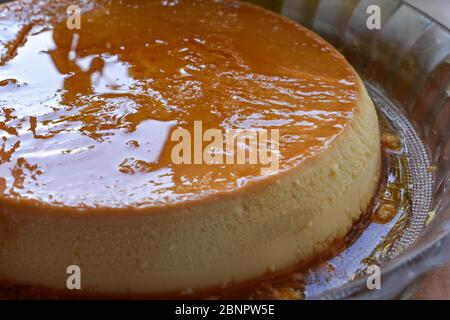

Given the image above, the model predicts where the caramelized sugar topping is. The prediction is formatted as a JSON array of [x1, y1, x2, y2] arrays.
[[0, 0, 357, 208]]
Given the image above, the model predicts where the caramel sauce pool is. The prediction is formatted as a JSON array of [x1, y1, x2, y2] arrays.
[[0, 0, 357, 208]]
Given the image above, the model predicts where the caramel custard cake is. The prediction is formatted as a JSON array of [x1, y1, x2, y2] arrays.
[[0, 0, 380, 297]]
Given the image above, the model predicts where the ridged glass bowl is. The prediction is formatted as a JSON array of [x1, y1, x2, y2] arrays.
[[265, 0, 449, 299]]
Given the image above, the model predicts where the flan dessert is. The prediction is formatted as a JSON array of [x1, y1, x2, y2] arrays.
[[0, 0, 381, 297]]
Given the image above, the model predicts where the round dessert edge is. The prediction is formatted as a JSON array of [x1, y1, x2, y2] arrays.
[[0, 0, 381, 297], [0, 78, 381, 296]]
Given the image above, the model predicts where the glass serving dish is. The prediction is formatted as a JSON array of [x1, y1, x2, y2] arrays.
[[0, 0, 448, 300], [266, 0, 449, 299]]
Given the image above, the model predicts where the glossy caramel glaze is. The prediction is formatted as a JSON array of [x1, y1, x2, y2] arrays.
[[0, 0, 358, 208]]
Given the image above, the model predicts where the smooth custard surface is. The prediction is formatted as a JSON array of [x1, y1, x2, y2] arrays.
[[0, 0, 358, 208]]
